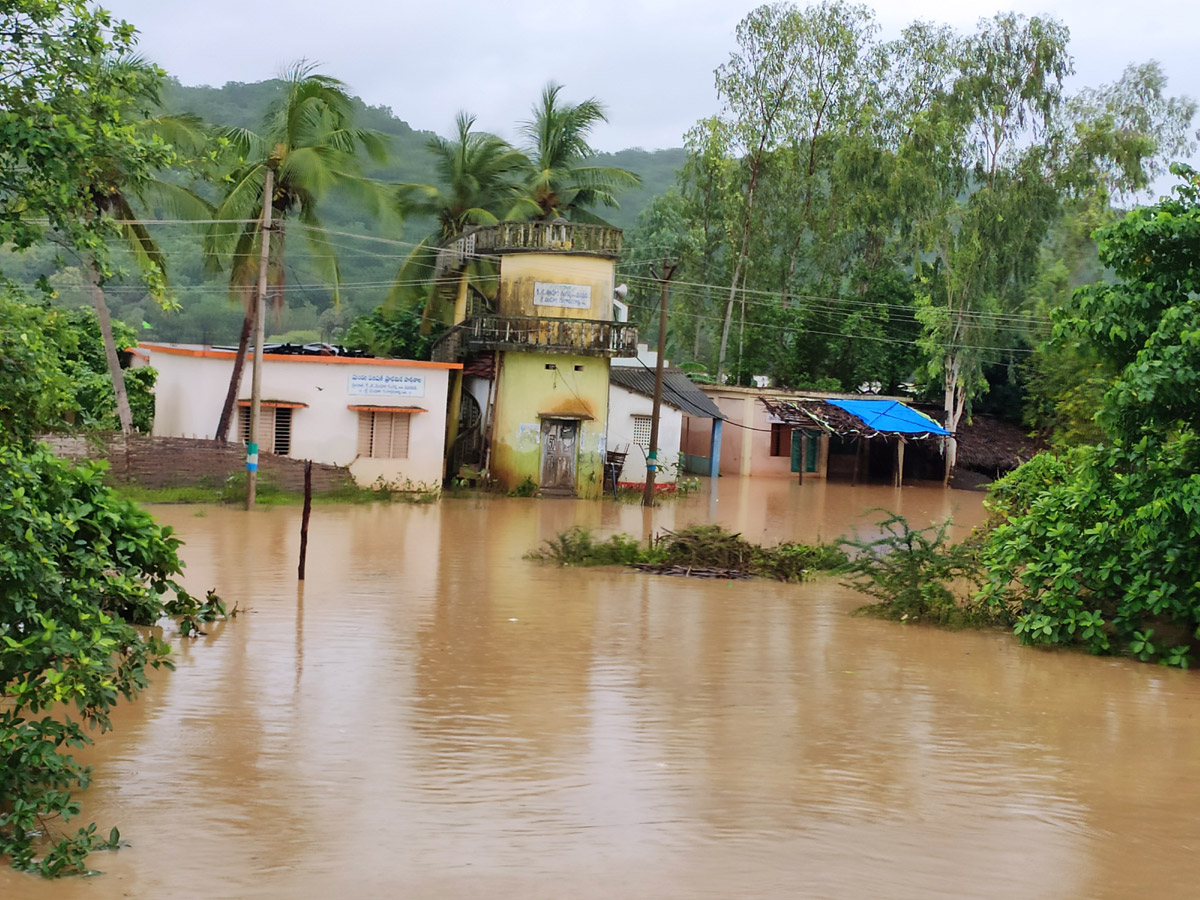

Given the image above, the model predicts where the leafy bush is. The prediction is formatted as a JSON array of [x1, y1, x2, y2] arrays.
[[841, 514, 992, 627], [508, 476, 538, 498], [0, 445, 227, 875], [981, 438, 1200, 663], [0, 294, 156, 442], [526, 526, 646, 566]]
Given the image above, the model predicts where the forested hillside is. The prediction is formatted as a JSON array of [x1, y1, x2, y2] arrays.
[[0, 76, 683, 346]]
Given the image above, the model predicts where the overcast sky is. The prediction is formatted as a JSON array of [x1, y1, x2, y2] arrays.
[[106, 0, 1197, 158]]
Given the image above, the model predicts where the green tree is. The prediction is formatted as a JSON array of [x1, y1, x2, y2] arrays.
[[520, 82, 640, 223], [205, 61, 388, 440], [390, 112, 534, 328], [710, 1, 877, 380], [0, 2, 164, 255], [982, 166, 1200, 666], [72, 56, 211, 435], [906, 17, 1197, 476]]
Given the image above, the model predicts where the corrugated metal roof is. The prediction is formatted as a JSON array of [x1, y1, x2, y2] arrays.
[[610, 366, 724, 419]]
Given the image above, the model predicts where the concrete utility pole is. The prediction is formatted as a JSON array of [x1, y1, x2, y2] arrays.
[[643, 260, 679, 507], [246, 167, 274, 510]]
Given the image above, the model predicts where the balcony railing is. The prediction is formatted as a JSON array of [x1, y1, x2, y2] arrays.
[[437, 223, 623, 272], [432, 315, 639, 362]]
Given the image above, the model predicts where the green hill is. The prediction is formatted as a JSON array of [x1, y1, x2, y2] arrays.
[[161, 78, 681, 232], [0, 78, 684, 346]]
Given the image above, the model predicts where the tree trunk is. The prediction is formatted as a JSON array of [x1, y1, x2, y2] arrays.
[[717, 173, 759, 382], [87, 258, 134, 435], [942, 350, 966, 484], [215, 295, 256, 442], [717, 251, 744, 383]]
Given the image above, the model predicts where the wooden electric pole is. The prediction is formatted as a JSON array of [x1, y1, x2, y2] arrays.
[[643, 260, 679, 507], [246, 166, 274, 510]]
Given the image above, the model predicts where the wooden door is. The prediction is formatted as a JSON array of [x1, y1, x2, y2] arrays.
[[540, 419, 578, 492]]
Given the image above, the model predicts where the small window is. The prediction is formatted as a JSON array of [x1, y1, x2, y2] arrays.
[[357, 410, 411, 458], [632, 414, 653, 451], [238, 406, 292, 456], [770, 422, 791, 457]]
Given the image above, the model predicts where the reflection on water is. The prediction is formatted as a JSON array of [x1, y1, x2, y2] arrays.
[[4, 478, 1200, 899]]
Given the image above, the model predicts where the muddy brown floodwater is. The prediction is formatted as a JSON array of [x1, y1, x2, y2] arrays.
[[5, 478, 1200, 899]]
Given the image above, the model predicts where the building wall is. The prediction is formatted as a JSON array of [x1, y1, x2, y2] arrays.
[[691, 385, 909, 478], [141, 345, 457, 489], [495, 253, 615, 321], [490, 351, 610, 499], [606, 384, 682, 485], [680, 414, 720, 475]]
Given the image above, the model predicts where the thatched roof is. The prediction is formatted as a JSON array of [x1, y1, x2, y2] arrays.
[[953, 415, 1036, 474]]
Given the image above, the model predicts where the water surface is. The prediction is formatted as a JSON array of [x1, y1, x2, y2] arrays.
[[4, 478, 1198, 899]]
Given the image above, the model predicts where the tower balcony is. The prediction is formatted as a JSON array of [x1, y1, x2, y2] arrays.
[[438, 222, 623, 272], [431, 314, 639, 362]]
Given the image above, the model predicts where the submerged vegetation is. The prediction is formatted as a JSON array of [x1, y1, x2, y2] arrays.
[[841, 515, 994, 628], [528, 525, 847, 581]]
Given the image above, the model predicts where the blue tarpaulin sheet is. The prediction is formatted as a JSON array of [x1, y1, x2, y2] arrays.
[[826, 399, 950, 436]]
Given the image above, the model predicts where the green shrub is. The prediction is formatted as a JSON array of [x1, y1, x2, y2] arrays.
[[0, 446, 228, 875], [508, 476, 538, 498], [841, 514, 992, 627], [526, 526, 646, 566]]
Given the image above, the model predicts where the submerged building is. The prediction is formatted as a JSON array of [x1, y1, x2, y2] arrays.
[[431, 222, 638, 498]]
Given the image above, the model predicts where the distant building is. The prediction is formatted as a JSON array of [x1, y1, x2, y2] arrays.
[[608, 344, 723, 486], [431, 222, 639, 498], [133, 342, 459, 490], [682, 383, 1030, 485]]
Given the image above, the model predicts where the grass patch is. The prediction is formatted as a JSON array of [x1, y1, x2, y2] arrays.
[[526, 524, 847, 582], [113, 473, 440, 506]]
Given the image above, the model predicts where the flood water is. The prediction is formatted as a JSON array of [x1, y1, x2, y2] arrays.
[[5, 478, 1200, 899]]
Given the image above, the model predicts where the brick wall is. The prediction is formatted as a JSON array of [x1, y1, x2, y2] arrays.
[[43, 434, 354, 493]]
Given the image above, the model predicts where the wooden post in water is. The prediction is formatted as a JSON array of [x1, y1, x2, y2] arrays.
[[895, 438, 905, 488], [298, 460, 312, 580]]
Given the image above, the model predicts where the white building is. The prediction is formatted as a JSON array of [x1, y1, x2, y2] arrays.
[[607, 346, 723, 487], [134, 343, 459, 490]]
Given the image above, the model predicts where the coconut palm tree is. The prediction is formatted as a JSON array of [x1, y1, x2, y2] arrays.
[[79, 57, 212, 435], [390, 112, 536, 327], [205, 61, 388, 441], [520, 82, 641, 223]]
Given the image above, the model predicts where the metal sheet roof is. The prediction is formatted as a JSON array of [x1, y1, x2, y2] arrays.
[[609, 366, 724, 419]]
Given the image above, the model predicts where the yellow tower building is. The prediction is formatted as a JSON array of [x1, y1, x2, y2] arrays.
[[432, 221, 637, 498]]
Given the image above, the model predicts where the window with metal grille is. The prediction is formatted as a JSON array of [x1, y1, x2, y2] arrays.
[[632, 415, 653, 450], [357, 411, 410, 458], [238, 406, 292, 456], [770, 422, 790, 457]]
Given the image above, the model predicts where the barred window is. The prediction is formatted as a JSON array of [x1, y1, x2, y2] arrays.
[[238, 405, 292, 456], [357, 410, 411, 459], [632, 414, 653, 451]]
